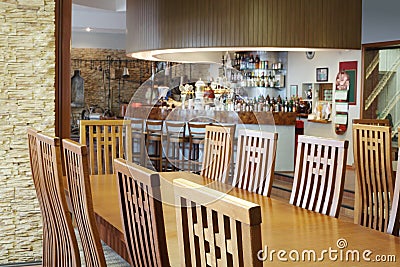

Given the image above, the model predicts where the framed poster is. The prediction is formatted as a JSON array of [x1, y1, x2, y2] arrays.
[[290, 85, 298, 96], [339, 61, 357, 105], [316, 67, 329, 82]]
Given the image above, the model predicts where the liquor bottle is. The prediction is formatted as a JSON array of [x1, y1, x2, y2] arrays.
[[260, 72, 265, 87], [247, 72, 252, 87], [282, 100, 287, 112], [255, 55, 260, 69], [233, 53, 238, 69], [277, 95, 282, 104], [255, 72, 260, 87], [248, 54, 255, 69]]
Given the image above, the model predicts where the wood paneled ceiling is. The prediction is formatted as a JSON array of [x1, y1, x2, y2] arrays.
[[126, 0, 362, 62]]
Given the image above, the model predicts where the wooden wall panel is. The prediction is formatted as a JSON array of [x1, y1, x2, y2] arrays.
[[126, 0, 361, 56]]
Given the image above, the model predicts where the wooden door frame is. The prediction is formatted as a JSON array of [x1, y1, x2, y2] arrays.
[[55, 0, 72, 138], [361, 40, 400, 119]]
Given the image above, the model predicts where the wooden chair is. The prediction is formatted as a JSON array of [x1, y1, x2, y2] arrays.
[[164, 121, 187, 171], [353, 119, 397, 161], [80, 119, 132, 175], [62, 139, 107, 267], [353, 124, 395, 232], [289, 135, 349, 218], [114, 158, 170, 267], [211, 123, 237, 178], [232, 129, 278, 196], [201, 125, 234, 183], [27, 128, 52, 266], [388, 145, 400, 236], [352, 118, 390, 126], [35, 132, 81, 266], [187, 122, 210, 173], [173, 178, 262, 267]]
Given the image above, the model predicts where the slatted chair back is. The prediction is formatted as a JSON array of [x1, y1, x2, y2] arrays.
[[232, 129, 278, 196], [353, 124, 394, 232], [27, 128, 41, 191], [62, 139, 106, 267], [27, 128, 53, 266], [36, 132, 81, 267], [80, 119, 132, 175], [211, 123, 237, 178], [388, 145, 400, 236], [352, 119, 390, 126], [353, 124, 395, 232], [114, 158, 170, 267], [290, 135, 349, 218], [173, 178, 262, 267], [27, 128, 46, 214], [201, 125, 234, 183]]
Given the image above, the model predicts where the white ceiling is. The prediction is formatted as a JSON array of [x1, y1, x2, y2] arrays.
[[73, 0, 126, 12], [72, 0, 126, 34]]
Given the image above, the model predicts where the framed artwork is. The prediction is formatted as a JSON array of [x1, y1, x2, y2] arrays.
[[290, 85, 298, 96], [316, 67, 329, 82], [339, 61, 357, 105]]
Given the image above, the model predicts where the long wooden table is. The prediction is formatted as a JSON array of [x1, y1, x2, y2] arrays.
[[90, 172, 400, 266]]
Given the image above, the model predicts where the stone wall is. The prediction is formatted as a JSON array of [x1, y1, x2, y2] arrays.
[[0, 0, 56, 263], [70, 48, 152, 126]]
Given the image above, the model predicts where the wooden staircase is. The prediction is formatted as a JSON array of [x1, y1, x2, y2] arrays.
[[364, 52, 400, 138]]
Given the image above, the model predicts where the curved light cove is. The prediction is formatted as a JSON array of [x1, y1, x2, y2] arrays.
[[127, 47, 349, 63]]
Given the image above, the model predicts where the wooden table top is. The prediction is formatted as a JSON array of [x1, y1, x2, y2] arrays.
[[90, 172, 400, 266]]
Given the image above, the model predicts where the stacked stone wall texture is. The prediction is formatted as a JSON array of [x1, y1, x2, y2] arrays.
[[70, 48, 152, 125], [0, 0, 56, 263]]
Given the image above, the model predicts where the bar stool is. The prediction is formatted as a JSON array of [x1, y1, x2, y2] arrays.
[[145, 119, 164, 171], [187, 122, 210, 173], [164, 121, 186, 171], [130, 118, 145, 165]]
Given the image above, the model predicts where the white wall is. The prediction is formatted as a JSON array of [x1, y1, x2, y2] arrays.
[[72, 32, 126, 50], [72, 4, 126, 32], [362, 0, 400, 44], [287, 51, 362, 165], [72, 3, 126, 49]]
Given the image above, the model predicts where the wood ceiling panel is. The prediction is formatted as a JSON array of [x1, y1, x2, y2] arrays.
[[126, 0, 362, 57]]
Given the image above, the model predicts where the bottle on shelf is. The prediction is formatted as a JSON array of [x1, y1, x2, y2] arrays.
[[260, 72, 265, 87], [233, 53, 238, 69], [248, 54, 254, 69], [255, 55, 260, 69], [240, 54, 247, 70]]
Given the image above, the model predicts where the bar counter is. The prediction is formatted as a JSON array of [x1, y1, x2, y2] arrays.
[[127, 106, 296, 171], [128, 106, 297, 125]]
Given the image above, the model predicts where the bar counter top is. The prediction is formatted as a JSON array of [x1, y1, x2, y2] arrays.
[[126, 106, 297, 125]]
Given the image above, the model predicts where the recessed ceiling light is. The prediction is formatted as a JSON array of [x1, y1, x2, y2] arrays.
[[85, 27, 92, 32]]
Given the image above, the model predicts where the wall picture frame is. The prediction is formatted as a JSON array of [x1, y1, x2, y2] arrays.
[[339, 61, 357, 105], [290, 85, 298, 96], [316, 67, 329, 82]]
